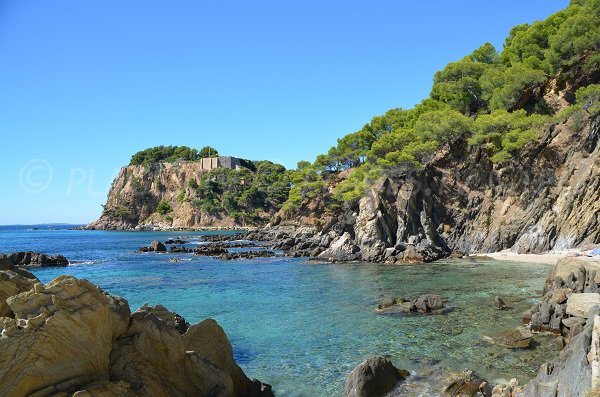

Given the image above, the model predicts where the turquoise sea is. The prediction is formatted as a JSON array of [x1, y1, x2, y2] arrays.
[[0, 225, 558, 396]]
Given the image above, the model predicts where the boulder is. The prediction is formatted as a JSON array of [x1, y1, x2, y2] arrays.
[[494, 296, 508, 310], [443, 370, 490, 397], [566, 293, 600, 319], [139, 240, 167, 252], [318, 232, 361, 261], [375, 294, 449, 315], [343, 356, 406, 397], [0, 271, 272, 397], [482, 327, 533, 349], [164, 239, 188, 245], [184, 319, 273, 397], [0, 275, 131, 397], [5, 251, 68, 267], [521, 307, 599, 397], [110, 305, 234, 397], [414, 294, 446, 313]]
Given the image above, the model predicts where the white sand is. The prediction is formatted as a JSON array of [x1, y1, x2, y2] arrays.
[[478, 249, 600, 265]]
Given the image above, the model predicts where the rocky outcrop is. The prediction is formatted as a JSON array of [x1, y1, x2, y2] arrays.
[[139, 240, 167, 252], [343, 356, 408, 397], [520, 306, 599, 397], [86, 161, 279, 231], [0, 269, 272, 397], [267, 112, 599, 262], [523, 258, 600, 336], [4, 251, 68, 267]]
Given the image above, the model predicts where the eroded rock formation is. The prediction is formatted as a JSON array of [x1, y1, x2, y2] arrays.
[[0, 264, 273, 397]]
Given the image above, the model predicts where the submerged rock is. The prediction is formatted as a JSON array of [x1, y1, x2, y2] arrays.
[[482, 327, 533, 349], [376, 294, 450, 315], [343, 356, 407, 397]]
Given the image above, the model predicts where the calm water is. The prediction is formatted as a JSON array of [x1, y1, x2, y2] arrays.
[[0, 226, 557, 396]]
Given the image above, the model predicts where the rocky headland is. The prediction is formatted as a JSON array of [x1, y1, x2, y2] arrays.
[[87, 108, 599, 265]]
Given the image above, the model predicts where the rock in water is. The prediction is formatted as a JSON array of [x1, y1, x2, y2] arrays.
[[139, 240, 167, 252], [444, 370, 490, 397], [414, 294, 446, 313], [343, 356, 407, 397], [494, 296, 508, 310], [482, 327, 533, 349], [5, 251, 68, 267], [0, 269, 272, 397]]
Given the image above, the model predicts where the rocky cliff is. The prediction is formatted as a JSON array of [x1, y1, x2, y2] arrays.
[[0, 255, 273, 397], [265, 111, 599, 262], [87, 162, 271, 230]]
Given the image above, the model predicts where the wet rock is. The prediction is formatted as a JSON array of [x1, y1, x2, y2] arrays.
[[164, 238, 188, 245], [444, 370, 490, 397], [494, 296, 508, 310], [6, 251, 68, 267], [139, 240, 167, 252], [414, 294, 446, 313], [482, 327, 533, 349], [376, 294, 449, 315], [343, 356, 407, 397], [218, 250, 279, 260], [193, 245, 229, 256], [169, 245, 193, 253]]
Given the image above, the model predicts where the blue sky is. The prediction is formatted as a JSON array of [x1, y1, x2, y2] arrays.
[[0, 0, 568, 224]]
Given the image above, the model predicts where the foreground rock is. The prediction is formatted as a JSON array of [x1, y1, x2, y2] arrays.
[[0, 269, 273, 397], [520, 306, 600, 397], [343, 356, 408, 397], [4, 251, 68, 268]]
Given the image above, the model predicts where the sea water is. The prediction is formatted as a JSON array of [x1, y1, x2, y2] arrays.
[[0, 226, 558, 396]]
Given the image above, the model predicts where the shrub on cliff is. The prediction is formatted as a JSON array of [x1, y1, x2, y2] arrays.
[[156, 201, 172, 215]]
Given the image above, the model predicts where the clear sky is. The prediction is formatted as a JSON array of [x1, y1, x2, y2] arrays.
[[0, 0, 569, 225]]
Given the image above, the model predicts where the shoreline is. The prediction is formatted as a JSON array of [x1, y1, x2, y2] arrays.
[[480, 249, 600, 265]]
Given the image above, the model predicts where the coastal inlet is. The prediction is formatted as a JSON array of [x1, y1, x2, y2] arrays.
[[0, 227, 561, 396]]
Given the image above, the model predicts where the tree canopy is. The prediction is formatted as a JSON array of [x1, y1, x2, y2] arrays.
[[282, 0, 600, 209]]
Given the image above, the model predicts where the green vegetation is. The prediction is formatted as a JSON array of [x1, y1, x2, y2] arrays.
[[156, 201, 172, 215], [576, 84, 600, 116], [199, 146, 219, 158], [130, 146, 202, 165], [283, 0, 600, 209], [114, 206, 131, 219], [188, 161, 290, 224]]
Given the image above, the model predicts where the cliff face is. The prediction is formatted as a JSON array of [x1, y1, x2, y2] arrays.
[[88, 162, 271, 230], [273, 113, 599, 261]]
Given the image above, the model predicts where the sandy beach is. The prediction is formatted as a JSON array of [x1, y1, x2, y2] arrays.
[[482, 249, 600, 265]]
